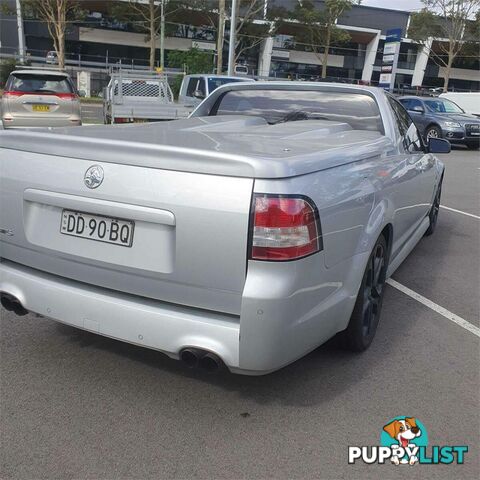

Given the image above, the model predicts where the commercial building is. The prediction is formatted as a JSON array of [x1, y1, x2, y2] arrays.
[[1, 0, 478, 91]]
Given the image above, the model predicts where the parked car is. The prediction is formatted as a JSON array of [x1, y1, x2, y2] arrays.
[[1, 68, 81, 128], [45, 51, 58, 64], [439, 92, 480, 118], [399, 96, 480, 149], [234, 64, 249, 76], [0, 82, 448, 375], [428, 87, 443, 96]]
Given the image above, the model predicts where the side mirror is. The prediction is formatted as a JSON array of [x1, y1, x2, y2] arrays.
[[193, 89, 205, 100], [411, 105, 425, 113], [428, 137, 451, 154]]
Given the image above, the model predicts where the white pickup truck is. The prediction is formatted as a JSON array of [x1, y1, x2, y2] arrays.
[[103, 71, 252, 124], [178, 74, 253, 107]]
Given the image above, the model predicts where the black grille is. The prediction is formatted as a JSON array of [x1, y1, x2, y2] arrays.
[[465, 124, 480, 137]]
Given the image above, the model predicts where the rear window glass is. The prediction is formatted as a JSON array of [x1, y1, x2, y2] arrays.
[[212, 89, 384, 133], [8, 73, 73, 94]]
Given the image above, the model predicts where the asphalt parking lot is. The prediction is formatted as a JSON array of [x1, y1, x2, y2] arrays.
[[1, 147, 479, 479], [81, 102, 104, 124]]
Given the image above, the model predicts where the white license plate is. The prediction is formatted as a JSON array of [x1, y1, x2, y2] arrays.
[[60, 210, 134, 247]]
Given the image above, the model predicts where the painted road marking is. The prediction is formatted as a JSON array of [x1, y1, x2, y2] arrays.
[[387, 278, 480, 338], [440, 205, 480, 220]]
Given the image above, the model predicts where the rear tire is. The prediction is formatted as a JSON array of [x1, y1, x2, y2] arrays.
[[339, 235, 388, 352], [425, 179, 442, 236]]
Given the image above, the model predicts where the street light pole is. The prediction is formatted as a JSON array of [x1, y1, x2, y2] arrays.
[[16, 0, 25, 63], [216, 0, 226, 74], [160, 0, 166, 70], [227, 0, 238, 76]]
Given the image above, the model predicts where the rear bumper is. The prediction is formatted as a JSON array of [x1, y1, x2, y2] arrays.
[[441, 127, 480, 144], [0, 260, 240, 369], [1, 116, 82, 128], [448, 138, 480, 147], [0, 250, 366, 375]]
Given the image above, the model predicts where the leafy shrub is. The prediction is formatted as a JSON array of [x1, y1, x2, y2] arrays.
[[0, 59, 17, 87]]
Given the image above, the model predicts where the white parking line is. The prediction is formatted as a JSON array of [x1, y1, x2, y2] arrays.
[[387, 278, 480, 338], [440, 205, 480, 220]]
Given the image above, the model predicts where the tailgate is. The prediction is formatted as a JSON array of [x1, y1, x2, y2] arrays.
[[5, 93, 74, 118], [112, 100, 191, 120], [0, 149, 253, 315]]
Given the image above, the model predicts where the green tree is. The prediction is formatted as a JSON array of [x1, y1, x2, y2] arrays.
[[179, 1, 222, 72], [229, 0, 287, 65], [292, 0, 361, 79], [21, 0, 84, 69], [111, 0, 184, 70], [0, 59, 17, 87], [168, 47, 214, 73], [186, 1, 287, 73], [168, 47, 214, 97], [462, 9, 480, 62], [408, 0, 480, 92]]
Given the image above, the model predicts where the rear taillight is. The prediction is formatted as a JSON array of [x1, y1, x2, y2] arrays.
[[3, 91, 25, 97], [56, 93, 77, 100], [3, 91, 76, 99], [250, 194, 322, 261]]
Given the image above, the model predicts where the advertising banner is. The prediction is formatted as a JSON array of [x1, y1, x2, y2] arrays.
[[379, 28, 402, 91]]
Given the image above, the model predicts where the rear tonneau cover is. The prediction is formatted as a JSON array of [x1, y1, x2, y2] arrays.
[[0, 116, 392, 178]]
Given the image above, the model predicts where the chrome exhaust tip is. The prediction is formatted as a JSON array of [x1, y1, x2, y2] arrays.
[[0, 293, 28, 316], [198, 352, 221, 373], [180, 348, 201, 368]]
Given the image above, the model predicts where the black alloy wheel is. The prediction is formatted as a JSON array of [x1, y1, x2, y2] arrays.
[[425, 179, 442, 236], [339, 235, 388, 352]]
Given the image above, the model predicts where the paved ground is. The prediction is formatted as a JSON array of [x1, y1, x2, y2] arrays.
[[1, 147, 479, 480], [81, 102, 104, 124]]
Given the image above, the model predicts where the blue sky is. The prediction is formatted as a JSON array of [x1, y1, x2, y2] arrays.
[[362, 0, 424, 11]]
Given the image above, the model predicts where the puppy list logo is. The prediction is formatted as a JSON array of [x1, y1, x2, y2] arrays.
[[348, 416, 468, 465]]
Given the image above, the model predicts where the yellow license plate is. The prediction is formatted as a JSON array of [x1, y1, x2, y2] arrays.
[[32, 105, 50, 112]]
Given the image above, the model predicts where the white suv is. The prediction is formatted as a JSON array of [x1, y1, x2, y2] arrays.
[[1, 68, 82, 128]]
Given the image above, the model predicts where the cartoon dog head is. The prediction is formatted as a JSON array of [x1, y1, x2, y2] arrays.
[[383, 417, 421, 448]]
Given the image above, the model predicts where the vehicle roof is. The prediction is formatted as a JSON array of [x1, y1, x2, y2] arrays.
[[398, 96, 453, 101], [218, 80, 381, 91], [440, 92, 480, 96], [184, 74, 253, 81], [10, 69, 69, 77], [397, 96, 425, 100]]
